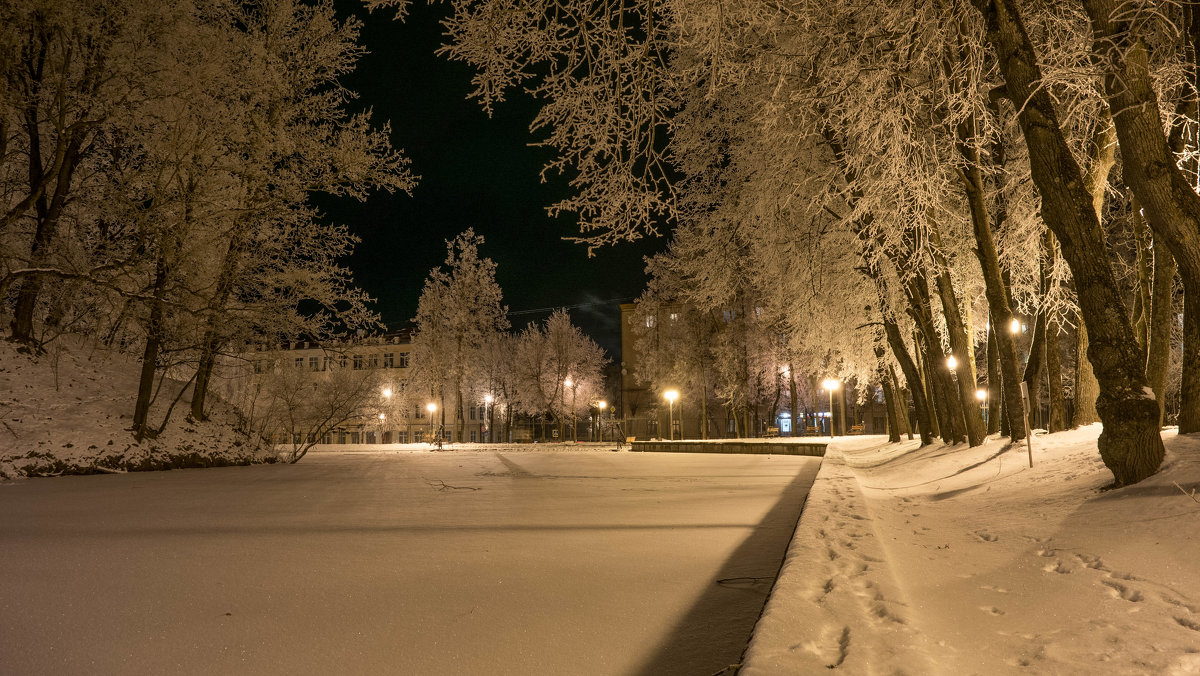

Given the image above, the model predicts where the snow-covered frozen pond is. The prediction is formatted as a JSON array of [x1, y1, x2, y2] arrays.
[[0, 450, 819, 675]]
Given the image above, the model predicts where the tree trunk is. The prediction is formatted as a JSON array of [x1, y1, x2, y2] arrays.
[[1023, 304, 1047, 431], [133, 257, 169, 441], [929, 219, 986, 446], [1083, 0, 1200, 434], [987, 323, 1001, 434], [907, 272, 965, 444], [1046, 313, 1066, 433], [876, 338, 902, 443], [882, 318, 933, 445], [1072, 111, 1114, 428], [974, 0, 1164, 485]]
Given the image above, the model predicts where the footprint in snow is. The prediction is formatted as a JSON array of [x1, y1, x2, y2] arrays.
[[980, 606, 1006, 616]]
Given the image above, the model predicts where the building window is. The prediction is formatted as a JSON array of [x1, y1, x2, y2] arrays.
[[368, 354, 379, 369], [398, 352, 410, 368], [471, 430, 478, 442], [309, 356, 319, 371], [253, 360, 264, 374], [469, 406, 476, 420], [645, 315, 656, 328], [397, 431, 407, 443], [322, 356, 332, 371], [353, 354, 363, 370], [722, 309, 736, 323], [339, 355, 348, 368], [669, 312, 678, 321], [383, 353, 394, 368], [294, 357, 304, 368]]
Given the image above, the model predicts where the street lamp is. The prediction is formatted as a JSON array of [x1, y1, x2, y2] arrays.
[[484, 394, 494, 443], [597, 400, 607, 442], [946, 355, 958, 371], [822, 378, 839, 437], [976, 389, 987, 428], [382, 388, 392, 399], [1010, 317, 1021, 334], [426, 402, 436, 444], [664, 389, 679, 440]]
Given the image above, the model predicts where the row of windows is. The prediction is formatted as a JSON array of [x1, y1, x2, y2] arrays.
[[279, 352, 412, 372]]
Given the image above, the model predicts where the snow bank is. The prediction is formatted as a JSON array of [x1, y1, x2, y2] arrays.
[[744, 428, 1200, 675], [0, 336, 271, 479]]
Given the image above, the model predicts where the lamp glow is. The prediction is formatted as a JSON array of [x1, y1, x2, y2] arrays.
[[947, 355, 958, 370], [1010, 318, 1021, 334], [976, 389, 987, 401]]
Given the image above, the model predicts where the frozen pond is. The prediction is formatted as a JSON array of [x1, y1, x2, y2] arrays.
[[0, 450, 820, 675]]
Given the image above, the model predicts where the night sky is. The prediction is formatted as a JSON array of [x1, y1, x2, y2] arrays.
[[321, 1, 666, 358]]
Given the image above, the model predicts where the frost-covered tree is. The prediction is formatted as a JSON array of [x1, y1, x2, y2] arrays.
[[1, 0, 414, 442], [411, 229, 509, 442], [257, 358, 383, 463]]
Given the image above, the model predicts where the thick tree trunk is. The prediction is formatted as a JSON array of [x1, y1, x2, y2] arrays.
[[1084, 0, 1200, 434], [974, 0, 1164, 485], [1146, 227, 1177, 427], [929, 220, 986, 446], [882, 318, 933, 445], [1072, 113, 1113, 428]]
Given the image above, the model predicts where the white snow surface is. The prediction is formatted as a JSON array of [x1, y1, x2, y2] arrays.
[[0, 336, 270, 477], [743, 428, 1200, 675]]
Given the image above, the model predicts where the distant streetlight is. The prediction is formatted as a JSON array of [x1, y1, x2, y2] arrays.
[[822, 378, 839, 437], [597, 400, 607, 442], [382, 388, 392, 399], [426, 402, 436, 443], [664, 389, 679, 440], [379, 413, 386, 420], [484, 394, 494, 443], [946, 355, 958, 371], [1010, 317, 1021, 334]]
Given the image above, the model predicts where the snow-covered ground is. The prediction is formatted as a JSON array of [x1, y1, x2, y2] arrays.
[[0, 336, 270, 478], [0, 450, 819, 675], [743, 427, 1200, 675]]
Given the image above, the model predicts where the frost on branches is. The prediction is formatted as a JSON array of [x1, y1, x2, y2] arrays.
[[1, 0, 415, 444]]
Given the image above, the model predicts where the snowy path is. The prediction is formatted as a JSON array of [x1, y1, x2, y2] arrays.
[[743, 430, 1200, 675], [0, 450, 819, 675]]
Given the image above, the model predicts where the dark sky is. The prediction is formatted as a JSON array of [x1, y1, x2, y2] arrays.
[[321, 1, 666, 358]]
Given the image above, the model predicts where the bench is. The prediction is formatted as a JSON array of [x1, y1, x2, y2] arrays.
[[850, 424, 865, 434], [804, 426, 817, 435], [626, 436, 637, 444], [764, 426, 780, 438]]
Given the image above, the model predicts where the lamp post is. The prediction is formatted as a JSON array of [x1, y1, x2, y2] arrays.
[[426, 402, 436, 444], [664, 389, 679, 440], [976, 389, 987, 429], [597, 400, 607, 442], [484, 394, 494, 443], [821, 379, 839, 437]]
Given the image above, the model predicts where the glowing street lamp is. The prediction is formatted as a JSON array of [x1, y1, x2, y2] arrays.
[[1010, 317, 1021, 334], [822, 378, 839, 437], [946, 355, 958, 371], [664, 389, 679, 440], [426, 402, 436, 443], [382, 388, 392, 399]]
